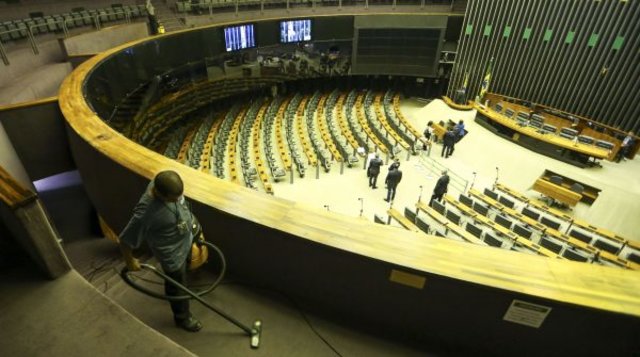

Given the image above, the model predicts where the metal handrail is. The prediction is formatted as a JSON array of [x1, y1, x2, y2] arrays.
[[173, 0, 455, 15], [418, 151, 469, 194], [0, 8, 141, 65]]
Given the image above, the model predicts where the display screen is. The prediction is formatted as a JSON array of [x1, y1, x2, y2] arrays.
[[224, 24, 256, 52], [280, 19, 312, 43]]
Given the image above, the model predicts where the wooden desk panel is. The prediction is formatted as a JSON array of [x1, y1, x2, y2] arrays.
[[432, 123, 446, 142], [532, 178, 582, 207], [0, 166, 37, 209], [542, 170, 601, 205], [485, 92, 637, 160], [495, 182, 530, 204], [387, 208, 420, 232], [442, 96, 474, 110], [415, 201, 486, 246], [475, 104, 611, 159], [527, 199, 574, 222]]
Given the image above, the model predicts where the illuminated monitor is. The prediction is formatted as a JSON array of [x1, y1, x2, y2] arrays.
[[280, 19, 312, 43], [224, 24, 256, 52]]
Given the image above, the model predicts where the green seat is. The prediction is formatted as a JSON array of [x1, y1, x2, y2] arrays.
[[113, 6, 125, 20], [80, 11, 93, 26], [45, 17, 58, 32], [24, 19, 37, 34], [14, 20, 28, 38], [0, 24, 10, 42], [7, 22, 20, 39], [34, 18, 48, 33], [62, 14, 74, 28], [71, 12, 83, 26], [105, 8, 117, 21], [98, 9, 108, 23]]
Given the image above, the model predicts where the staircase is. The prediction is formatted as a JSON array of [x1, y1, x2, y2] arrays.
[[150, 0, 186, 32], [107, 82, 150, 133]]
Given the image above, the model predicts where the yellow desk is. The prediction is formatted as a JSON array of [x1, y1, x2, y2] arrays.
[[475, 104, 611, 160], [415, 200, 487, 246], [532, 178, 582, 207], [387, 208, 420, 232], [527, 198, 574, 222], [442, 96, 474, 110], [495, 182, 530, 204]]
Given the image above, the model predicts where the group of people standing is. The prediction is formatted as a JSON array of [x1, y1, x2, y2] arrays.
[[441, 120, 466, 159], [364, 118, 466, 206], [367, 154, 403, 203], [366, 152, 449, 208], [421, 119, 467, 159]]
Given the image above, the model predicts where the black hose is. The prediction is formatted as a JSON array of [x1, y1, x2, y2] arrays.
[[120, 241, 226, 301]]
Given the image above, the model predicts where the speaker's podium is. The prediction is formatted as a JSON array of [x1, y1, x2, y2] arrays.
[[453, 89, 466, 104]]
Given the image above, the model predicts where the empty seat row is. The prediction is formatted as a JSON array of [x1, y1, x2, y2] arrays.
[[453, 193, 597, 261], [430, 199, 509, 248], [492, 183, 640, 266], [0, 5, 147, 43]]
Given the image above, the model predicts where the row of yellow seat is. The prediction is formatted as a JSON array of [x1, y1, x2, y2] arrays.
[[251, 103, 274, 194], [225, 107, 247, 184], [336, 93, 361, 151], [198, 114, 224, 172], [355, 94, 388, 154], [275, 98, 293, 171], [392, 94, 421, 139], [295, 97, 318, 167], [315, 94, 343, 162], [373, 94, 410, 151]]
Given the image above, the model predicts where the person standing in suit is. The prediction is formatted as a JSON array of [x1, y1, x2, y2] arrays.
[[389, 157, 400, 171], [454, 120, 466, 143], [384, 164, 403, 202], [442, 129, 456, 158], [429, 170, 450, 206], [367, 153, 383, 188], [616, 131, 635, 162]]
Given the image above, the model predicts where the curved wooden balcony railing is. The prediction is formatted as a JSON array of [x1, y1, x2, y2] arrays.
[[58, 16, 640, 356]]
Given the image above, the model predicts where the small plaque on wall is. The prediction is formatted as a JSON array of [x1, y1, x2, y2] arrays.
[[389, 269, 426, 289], [503, 299, 551, 328]]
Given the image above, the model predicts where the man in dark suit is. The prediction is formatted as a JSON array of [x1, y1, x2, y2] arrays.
[[454, 120, 466, 143], [442, 129, 456, 158], [384, 164, 403, 202], [615, 131, 635, 162], [367, 153, 383, 188], [429, 170, 450, 206], [388, 158, 400, 171]]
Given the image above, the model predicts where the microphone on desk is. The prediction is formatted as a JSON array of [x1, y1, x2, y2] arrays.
[[418, 185, 424, 202], [323, 205, 330, 212], [358, 198, 364, 217], [494, 167, 500, 188]]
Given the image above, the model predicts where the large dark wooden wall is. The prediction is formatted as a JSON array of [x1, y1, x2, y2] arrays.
[[449, 0, 640, 132]]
